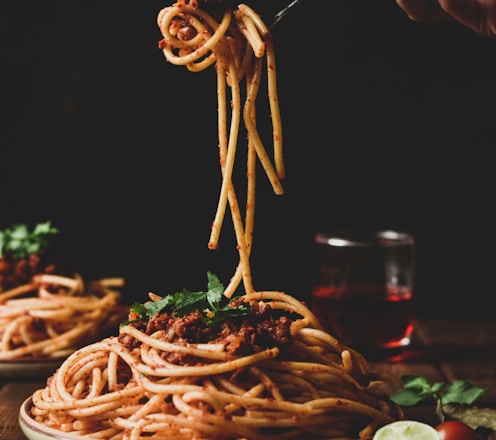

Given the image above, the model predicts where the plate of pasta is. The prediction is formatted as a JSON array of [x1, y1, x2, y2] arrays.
[[18, 0, 404, 438], [19, 276, 403, 440], [0, 273, 128, 374], [0, 222, 129, 376]]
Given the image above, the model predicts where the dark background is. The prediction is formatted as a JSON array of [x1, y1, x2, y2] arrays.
[[2, 1, 495, 319]]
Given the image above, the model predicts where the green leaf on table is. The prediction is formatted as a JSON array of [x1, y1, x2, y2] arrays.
[[390, 374, 445, 406], [391, 375, 485, 407], [441, 380, 486, 405], [391, 374, 491, 432]]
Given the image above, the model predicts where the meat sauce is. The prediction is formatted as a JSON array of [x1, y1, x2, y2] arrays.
[[118, 298, 296, 365]]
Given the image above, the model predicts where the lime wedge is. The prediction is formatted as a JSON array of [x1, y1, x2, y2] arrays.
[[373, 420, 440, 440]]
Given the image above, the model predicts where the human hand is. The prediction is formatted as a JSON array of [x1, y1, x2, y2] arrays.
[[396, 0, 496, 38]]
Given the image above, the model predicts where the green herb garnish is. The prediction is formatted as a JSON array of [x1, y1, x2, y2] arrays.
[[391, 374, 495, 430], [391, 375, 486, 407], [0, 221, 59, 258], [123, 272, 250, 326]]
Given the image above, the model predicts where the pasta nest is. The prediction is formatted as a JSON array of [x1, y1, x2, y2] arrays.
[[29, 291, 402, 440]]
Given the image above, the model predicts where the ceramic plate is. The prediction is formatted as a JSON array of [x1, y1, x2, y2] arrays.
[[19, 397, 85, 440], [0, 358, 63, 379], [20, 396, 366, 440]]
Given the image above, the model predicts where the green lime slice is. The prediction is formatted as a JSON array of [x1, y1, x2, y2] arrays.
[[373, 420, 440, 440]]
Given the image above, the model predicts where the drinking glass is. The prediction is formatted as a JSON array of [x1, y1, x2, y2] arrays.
[[311, 229, 416, 358]]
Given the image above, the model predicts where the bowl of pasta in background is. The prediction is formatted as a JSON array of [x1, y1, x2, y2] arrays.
[[0, 274, 128, 377], [0, 222, 129, 376]]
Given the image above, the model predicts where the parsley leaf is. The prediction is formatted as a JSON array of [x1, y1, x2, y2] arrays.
[[390, 374, 490, 429], [441, 380, 487, 405], [123, 272, 249, 326], [0, 221, 59, 258], [391, 375, 485, 407]]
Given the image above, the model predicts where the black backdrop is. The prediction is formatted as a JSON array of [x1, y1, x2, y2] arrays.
[[2, 1, 496, 318]]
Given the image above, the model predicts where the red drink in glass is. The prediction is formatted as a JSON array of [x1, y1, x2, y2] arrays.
[[312, 230, 416, 357], [312, 284, 415, 350]]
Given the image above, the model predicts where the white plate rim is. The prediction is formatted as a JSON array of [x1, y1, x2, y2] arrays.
[[19, 395, 367, 440], [19, 397, 86, 440]]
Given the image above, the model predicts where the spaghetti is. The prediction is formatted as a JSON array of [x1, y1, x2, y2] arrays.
[[157, 0, 283, 297], [30, 290, 401, 439], [27, 2, 403, 439], [0, 273, 127, 360]]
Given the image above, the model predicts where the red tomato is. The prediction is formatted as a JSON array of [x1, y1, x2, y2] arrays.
[[435, 421, 478, 440]]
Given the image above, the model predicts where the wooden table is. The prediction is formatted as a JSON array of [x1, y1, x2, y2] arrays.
[[2, 318, 496, 439]]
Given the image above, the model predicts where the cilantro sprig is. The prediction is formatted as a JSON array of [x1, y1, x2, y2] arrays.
[[123, 272, 250, 326], [391, 375, 486, 408], [391, 374, 496, 431], [0, 221, 59, 258]]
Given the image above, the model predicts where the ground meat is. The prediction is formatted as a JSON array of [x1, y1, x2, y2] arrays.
[[174, 311, 206, 341], [0, 254, 58, 291], [224, 333, 252, 356], [118, 332, 141, 351], [145, 312, 175, 336], [118, 298, 297, 364]]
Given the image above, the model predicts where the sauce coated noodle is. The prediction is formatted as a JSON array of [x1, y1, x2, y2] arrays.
[[28, 2, 402, 439]]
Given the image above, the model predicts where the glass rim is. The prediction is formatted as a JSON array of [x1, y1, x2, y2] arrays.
[[315, 229, 414, 247]]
